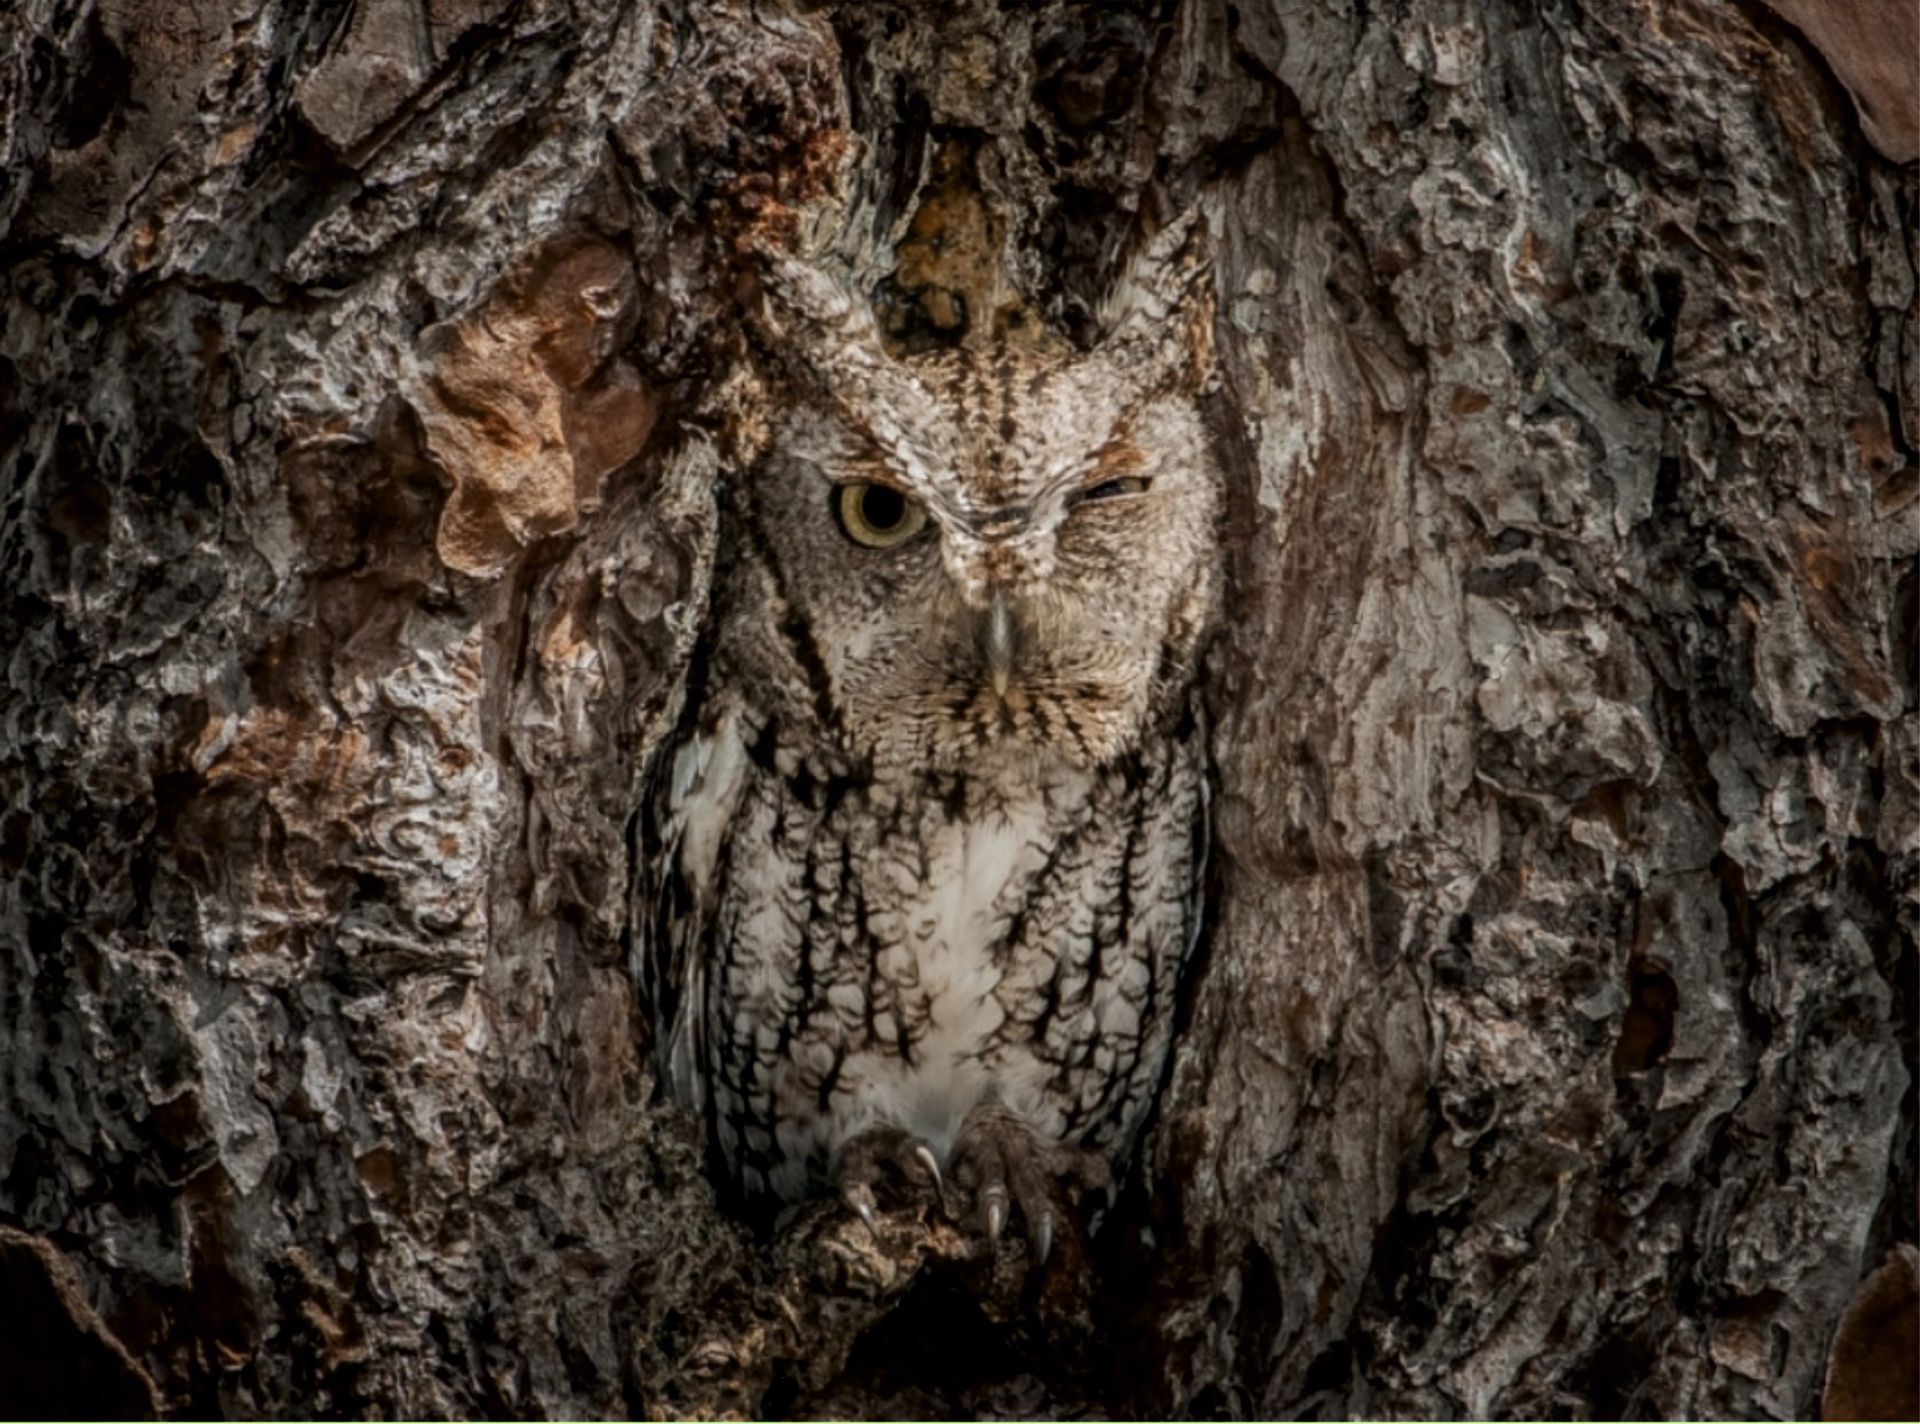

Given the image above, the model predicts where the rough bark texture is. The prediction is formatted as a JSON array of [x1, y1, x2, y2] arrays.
[[1, 0, 1913, 1418]]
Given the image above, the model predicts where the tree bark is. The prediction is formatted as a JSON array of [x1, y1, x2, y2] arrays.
[[1, 0, 1912, 1417]]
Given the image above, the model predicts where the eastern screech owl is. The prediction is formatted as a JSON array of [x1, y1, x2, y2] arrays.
[[640, 216, 1222, 1255]]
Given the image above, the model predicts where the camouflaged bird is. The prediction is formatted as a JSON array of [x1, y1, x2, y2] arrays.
[[639, 212, 1221, 1260]]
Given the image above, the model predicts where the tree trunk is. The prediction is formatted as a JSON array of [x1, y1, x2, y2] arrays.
[[1, 0, 1912, 1417]]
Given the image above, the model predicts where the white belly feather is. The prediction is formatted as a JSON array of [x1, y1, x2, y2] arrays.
[[853, 798, 1048, 1159], [662, 709, 1160, 1200]]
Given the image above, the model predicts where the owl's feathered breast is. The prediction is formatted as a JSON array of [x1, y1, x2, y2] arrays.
[[643, 686, 1208, 1204]]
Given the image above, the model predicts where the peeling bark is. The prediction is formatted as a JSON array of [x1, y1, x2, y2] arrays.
[[1, 0, 1912, 1417]]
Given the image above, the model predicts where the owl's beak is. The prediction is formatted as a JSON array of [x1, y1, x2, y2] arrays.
[[983, 590, 1016, 699]]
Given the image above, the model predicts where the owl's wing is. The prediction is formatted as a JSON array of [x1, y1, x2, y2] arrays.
[[637, 732, 705, 1111], [616, 439, 722, 1106], [636, 714, 751, 1113]]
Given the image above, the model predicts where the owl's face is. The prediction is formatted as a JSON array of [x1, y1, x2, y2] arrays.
[[732, 332, 1222, 777]]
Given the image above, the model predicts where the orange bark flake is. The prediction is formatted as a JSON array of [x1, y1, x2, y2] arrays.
[[413, 238, 659, 578]]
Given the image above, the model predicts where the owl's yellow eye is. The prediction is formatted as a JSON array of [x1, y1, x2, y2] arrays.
[[834, 481, 928, 548]]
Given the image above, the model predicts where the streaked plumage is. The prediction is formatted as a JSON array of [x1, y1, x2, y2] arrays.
[[639, 218, 1222, 1216]]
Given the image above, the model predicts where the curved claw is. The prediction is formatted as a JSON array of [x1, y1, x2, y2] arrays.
[[841, 1181, 880, 1238], [1031, 1211, 1054, 1266], [983, 1186, 1009, 1244], [912, 1144, 946, 1207]]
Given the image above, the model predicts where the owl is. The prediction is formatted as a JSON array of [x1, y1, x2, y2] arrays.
[[638, 213, 1222, 1260]]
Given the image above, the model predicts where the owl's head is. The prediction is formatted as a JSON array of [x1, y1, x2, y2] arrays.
[[728, 217, 1223, 778]]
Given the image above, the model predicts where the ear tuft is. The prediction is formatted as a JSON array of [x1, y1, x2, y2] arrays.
[[750, 241, 889, 386], [1099, 200, 1217, 394]]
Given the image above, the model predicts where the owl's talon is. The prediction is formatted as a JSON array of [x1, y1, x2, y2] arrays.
[[833, 1123, 946, 1233], [951, 1103, 1111, 1272], [912, 1143, 946, 1206], [841, 1180, 880, 1237], [983, 1186, 1009, 1243]]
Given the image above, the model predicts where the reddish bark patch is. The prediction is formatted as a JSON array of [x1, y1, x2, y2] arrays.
[[1822, 1246, 1920, 1421], [413, 237, 659, 577], [1763, 0, 1920, 163]]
